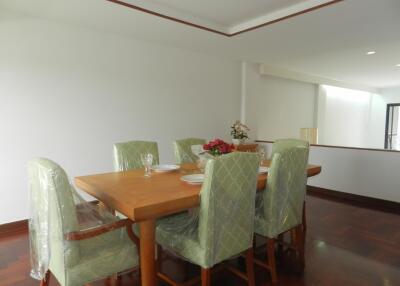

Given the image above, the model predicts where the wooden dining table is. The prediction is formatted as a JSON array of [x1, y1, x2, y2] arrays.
[[75, 160, 321, 286]]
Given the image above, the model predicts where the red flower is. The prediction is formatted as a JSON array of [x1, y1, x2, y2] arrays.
[[203, 139, 233, 156]]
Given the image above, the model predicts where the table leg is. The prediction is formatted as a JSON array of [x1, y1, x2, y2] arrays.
[[139, 219, 157, 286]]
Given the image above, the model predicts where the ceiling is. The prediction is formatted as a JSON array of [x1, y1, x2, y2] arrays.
[[111, 0, 338, 35], [0, 0, 399, 89]]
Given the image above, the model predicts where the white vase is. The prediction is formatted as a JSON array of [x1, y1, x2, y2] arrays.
[[232, 138, 245, 145]]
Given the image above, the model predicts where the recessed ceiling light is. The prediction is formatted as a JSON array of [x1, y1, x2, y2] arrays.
[[396, 64, 400, 67], [366, 51, 376, 55]]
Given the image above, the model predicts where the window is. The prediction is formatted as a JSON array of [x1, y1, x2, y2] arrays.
[[385, 104, 400, 150]]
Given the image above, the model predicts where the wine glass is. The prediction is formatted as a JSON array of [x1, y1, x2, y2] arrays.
[[257, 146, 266, 166], [140, 153, 154, 177]]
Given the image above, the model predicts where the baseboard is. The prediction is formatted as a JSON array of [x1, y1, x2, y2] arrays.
[[0, 219, 28, 237], [307, 185, 400, 215]]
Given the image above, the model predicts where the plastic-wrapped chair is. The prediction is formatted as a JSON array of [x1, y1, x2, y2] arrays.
[[173, 138, 206, 164], [254, 140, 309, 283], [272, 139, 309, 232], [113, 140, 159, 171], [156, 152, 260, 286], [28, 158, 139, 286]]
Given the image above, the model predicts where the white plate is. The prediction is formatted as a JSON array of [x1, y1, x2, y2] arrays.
[[259, 166, 269, 174], [151, 164, 180, 173], [180, 174, 205, 185]]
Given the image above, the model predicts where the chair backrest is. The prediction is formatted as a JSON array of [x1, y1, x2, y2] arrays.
[[113, 140, 159, 171], [28, 158, 80, 281], [260, 139, 309, 237], [271, 138, 308, 157], [173, 138, 206, 164], [198, 152, 259, 267]]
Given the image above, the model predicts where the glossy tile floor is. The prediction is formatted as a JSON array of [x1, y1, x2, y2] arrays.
[[1, 195, 399, 286]]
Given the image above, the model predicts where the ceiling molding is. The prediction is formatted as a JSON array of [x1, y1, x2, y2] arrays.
[[105, 0, 343, 37]]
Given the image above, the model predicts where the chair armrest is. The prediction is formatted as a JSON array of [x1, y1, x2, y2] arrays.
[[65, 219, 133, 241]]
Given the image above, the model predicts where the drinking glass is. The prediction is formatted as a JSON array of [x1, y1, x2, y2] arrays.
[[140, 153, 153, 177], [257, 146, 266, 166]]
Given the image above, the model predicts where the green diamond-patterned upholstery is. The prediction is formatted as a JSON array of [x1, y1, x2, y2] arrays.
[[156, 152, 259, 268], [113, 140, 159, 171], [254, 139, 309, 238], [173, 138, 206, 164], [271, 138, 309, 157], [28, 158, 138, 286]]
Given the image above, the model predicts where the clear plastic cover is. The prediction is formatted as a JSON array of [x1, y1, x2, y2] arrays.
[[156, 152, 260, 268], [255, 139, 309, 238], [28, 158, 121, 281]]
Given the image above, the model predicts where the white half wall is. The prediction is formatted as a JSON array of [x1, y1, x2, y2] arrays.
[[0, 10, 241, 224], [317, 85, 386, 149], [260, 142, 400, 203]]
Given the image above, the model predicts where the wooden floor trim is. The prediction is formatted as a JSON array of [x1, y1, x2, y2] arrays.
[[0, 219, 28, 237], [307, 186, 400, 215]]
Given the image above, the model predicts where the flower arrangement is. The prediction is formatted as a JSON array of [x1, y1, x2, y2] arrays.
[[203, 139, 233, 156], [231, 120, 250, 139]]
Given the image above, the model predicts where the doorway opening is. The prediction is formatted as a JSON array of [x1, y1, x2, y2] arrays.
[[385, 103, 400, 150]]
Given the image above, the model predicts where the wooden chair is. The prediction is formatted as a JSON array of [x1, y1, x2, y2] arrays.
[[28, 158, 139, 286], [254, 139, 309, 283], [154, 152, 260, 286], [271, 139, 309, 233], [173, 138, 206, 164], [113, 140, 159, 171]]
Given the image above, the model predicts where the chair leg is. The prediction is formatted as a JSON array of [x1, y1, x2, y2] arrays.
[[266, 238, 278, 284], [39, 270, 50, 286], [157, 244, 163, 271], [302, 201, 307, 233], [245, 248, 256, 286], [108, 273, 119, 286], [201, 268, 211, 286], [277, 233, 284, 257], [295, 225, 305, 270]]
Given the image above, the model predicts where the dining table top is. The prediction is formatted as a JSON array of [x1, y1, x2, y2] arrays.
[[75, 160, 322, 222]]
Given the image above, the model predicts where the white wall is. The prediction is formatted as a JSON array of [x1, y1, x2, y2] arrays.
[[0, 11, 241, 224], [260, 142, 400, 203], [244, 62, 317, 140], [246, 64, 388, 149], [247, 65, 400, 203], [317, 85, 386, 149]]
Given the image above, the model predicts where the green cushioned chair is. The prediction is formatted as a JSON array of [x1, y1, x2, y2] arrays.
[[272, 138, 310, 232], [254, 139, 309, 283], [113, 140, 159, 171], [156, 152, 260, 286], [173, 138, 206, 164], [28, 158, 139, 286]]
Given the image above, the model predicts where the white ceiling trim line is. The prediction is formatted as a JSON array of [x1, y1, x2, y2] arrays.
[[118, 0, 227, 32], [259, 64, 380, 94], [106, 0, 343, 37], [230, 0, 339, 34]]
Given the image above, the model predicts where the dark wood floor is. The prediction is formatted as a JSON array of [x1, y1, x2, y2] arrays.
[[1, 195, 399, 286]]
